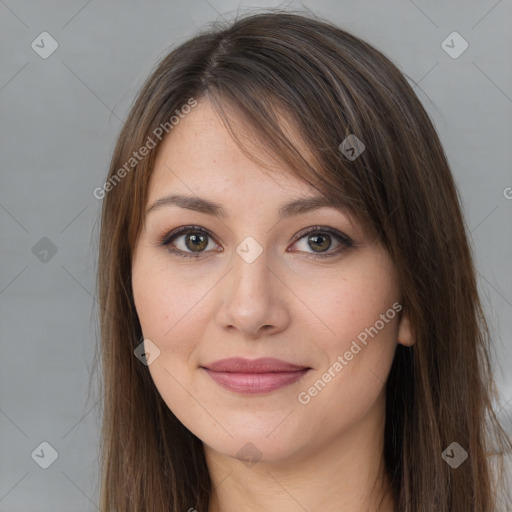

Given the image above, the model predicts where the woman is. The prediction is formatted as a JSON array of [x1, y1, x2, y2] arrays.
[[95, 10, 511, 511]]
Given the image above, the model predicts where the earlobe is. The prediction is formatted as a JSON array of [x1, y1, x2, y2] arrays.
[[397, 310, 415, 347]]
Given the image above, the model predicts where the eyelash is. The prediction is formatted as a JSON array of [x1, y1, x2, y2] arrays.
[[156, 225, 353, 260]]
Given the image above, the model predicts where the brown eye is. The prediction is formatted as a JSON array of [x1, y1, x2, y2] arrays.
[[159, 226, 219, 259], [289, 226, 353, 258], [159, 225, 352, 260], [307, 233, 332, 253], [184, 232, 208, 252]]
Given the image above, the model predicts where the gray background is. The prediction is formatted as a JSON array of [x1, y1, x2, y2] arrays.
[[1, 0, 511, 510]]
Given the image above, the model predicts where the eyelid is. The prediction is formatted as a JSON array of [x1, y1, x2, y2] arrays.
[[287, 225, 353, 259], [157, 224, 353, 259], [157, 224, 216, 247], [292, 225, 353, 246]]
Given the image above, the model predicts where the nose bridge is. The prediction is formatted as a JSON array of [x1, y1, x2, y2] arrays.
[[217, 236, 287, 336], [231, 237, 272, 302]]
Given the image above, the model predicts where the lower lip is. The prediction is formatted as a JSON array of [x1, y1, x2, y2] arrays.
[[202, 368, 311, 394]]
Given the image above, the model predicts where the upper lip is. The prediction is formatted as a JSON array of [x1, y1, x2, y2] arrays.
[[201, 357, 310, 373]]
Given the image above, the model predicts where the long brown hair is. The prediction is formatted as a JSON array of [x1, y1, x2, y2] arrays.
[[94, 9, 511, 511]]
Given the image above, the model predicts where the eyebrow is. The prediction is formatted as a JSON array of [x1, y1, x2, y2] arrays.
[[145, 193, 345, 219]]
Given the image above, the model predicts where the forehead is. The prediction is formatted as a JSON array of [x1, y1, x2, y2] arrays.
[[148, 100, 317, 202]]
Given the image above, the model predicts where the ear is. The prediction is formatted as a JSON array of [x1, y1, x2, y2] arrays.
[[397, 309, 415, 347]]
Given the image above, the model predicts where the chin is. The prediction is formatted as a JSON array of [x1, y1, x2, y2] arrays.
[[196, 416, 312, 465], [207, 436, 302, 465]]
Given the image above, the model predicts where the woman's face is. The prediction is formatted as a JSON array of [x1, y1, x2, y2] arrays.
[[131, 99, 411, 463]]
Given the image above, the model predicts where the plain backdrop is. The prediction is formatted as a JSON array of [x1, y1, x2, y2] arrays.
[[1, 0, 511, 510]]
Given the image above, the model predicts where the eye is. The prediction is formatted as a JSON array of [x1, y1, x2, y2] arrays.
[[158, 225, 220, 259], [157, 225, 353, 259], [288, 226, 353, 259]]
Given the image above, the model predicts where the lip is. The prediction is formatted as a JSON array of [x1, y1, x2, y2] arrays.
[[201, 357, 311, 394], [202, 357, 309, 373]]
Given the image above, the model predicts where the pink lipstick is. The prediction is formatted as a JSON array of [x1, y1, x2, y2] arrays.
[[201, 357, 311, 394]]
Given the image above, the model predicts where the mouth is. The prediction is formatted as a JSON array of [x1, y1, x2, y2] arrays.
[[200, 357, 312, 394]]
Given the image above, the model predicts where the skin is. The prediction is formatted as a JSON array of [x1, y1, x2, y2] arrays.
[[131, 99, 413, 512]]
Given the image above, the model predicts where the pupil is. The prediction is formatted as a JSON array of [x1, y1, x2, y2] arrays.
[[309, 234, 331, 252], [187, 233, 207, 251]]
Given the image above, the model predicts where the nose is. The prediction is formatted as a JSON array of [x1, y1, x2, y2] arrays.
[[215, 245, 291, 339]]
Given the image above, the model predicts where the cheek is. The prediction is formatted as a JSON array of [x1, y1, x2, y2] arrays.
[[131, 259, 216, 419], [132, 265, 205, 420], [295, 259, 400, 352], [132, 260, 209, 350], [293, 254, 400, 411], [295, 286, 399, 442]]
